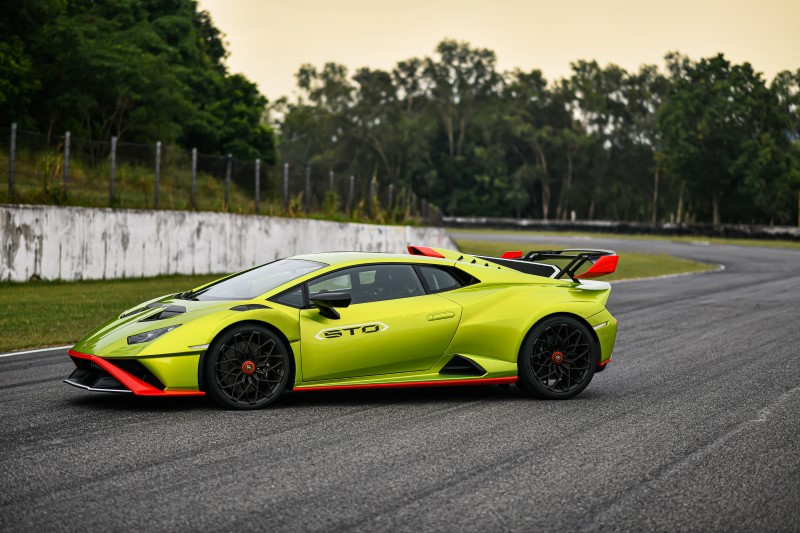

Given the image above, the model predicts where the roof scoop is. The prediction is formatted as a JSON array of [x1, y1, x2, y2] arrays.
[[407, 245, 446, 258]]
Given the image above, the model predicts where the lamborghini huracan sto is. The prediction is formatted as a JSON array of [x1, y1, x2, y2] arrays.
[[64, 246, 619, 409]]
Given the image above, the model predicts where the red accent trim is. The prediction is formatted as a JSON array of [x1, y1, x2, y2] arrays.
[[598, 358, 611, 367], [407, 245, 446, 259], [294, 376, 517, 392], [575, 255, 619, 279], [501, 251, 523, 259], [67, 349, 205, 397]]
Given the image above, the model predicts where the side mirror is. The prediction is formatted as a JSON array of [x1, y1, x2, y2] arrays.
[[311, 291, 351, 320]]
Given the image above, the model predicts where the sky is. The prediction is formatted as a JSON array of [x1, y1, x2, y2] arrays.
[[197, 0, 800, 102]]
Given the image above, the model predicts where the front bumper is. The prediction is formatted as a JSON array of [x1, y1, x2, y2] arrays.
[[64, 350, 205, 397]]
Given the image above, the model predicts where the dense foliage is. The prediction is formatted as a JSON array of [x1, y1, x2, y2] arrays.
[[0, 0, 275, 161], [276, 41, 800, 225], [2, 3, 797, 224]]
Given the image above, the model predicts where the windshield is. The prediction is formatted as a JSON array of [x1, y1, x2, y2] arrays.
[[190, 259, 325, 301]]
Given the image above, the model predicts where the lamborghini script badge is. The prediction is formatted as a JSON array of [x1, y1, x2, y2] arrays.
[[315, 322, 389, 340]]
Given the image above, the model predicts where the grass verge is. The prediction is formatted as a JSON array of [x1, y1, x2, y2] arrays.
[[455, 239, 716, 283], [451, 228, 800, 250], [0, 274, 220, 352]]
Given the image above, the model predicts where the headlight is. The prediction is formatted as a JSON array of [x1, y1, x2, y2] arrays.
[[127, 325, 180, 345]]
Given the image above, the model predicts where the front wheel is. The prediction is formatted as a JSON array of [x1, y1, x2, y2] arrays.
[[517, 316, 598, 400], [204, 324, 291, 409]]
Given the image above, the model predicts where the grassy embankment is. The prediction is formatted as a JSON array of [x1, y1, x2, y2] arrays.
[[0, 148, 414, 224], [0, 146, 269, 213]]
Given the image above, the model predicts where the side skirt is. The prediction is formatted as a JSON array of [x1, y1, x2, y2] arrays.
[[293, 376, 517, 392]]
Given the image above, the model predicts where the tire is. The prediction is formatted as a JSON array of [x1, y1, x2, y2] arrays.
[[204, 324, 291, 410], [517, 316, 598, 400]]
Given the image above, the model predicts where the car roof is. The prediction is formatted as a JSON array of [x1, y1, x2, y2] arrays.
[[290, 251, 447, 266]]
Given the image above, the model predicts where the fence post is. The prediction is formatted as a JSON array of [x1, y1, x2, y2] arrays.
[[368, 178, 376, 217], [225, 154, 232, 210], [304, 165, 311, 213], [63, 131, 70, 191], [255, 157, 261, 214], [347, 175, 355, 214], [109, 136, 117, 206], [282, 162, 289, 210], [329, 170, 334, 191], [154, 141, 161, 209], [8, 123, 16, 199], [190, 147, 197, 210]]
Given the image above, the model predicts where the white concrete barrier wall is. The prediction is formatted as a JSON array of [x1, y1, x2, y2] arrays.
[[0, 204, 457, 282]]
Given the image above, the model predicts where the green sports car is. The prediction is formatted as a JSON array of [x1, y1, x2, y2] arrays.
[[64, 246, 619, 409]]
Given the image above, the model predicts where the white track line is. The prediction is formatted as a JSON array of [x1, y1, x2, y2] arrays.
[[0, 345, 73, 359], [611, 264, 725, 284]]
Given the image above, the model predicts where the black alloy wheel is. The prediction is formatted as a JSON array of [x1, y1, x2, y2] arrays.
[[205, 324, 290, 409], [517, 316, 598, 400]]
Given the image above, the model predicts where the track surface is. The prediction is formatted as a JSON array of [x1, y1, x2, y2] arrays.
[[1, 233, 798, 532]]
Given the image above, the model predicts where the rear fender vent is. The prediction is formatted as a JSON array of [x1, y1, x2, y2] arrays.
[[439, 355, 486, 376]]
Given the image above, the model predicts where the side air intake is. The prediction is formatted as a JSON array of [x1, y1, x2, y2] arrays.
[[439, 355, 486, 376]]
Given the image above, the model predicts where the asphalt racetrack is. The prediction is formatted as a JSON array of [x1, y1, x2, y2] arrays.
[[1, 233, 798, 531]]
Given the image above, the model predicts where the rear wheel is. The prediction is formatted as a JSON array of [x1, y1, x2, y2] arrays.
[[204, 324, 290, 409], [517, 316, 597, 400]]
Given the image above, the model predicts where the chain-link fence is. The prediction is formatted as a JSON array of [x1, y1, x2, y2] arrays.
[[1, 124, 443, 225]]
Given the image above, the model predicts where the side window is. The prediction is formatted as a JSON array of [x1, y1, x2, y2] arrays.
[[271, 286, 304, 308], [418, 266, 464, 293], [308, 272, 352, 295], [307, 265, 424, 305]]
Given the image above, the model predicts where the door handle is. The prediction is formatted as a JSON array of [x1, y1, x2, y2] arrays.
[[427, 311, 455, 321]]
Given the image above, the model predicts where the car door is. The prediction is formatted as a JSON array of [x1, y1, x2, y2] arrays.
[[298, 264, 462, 381]]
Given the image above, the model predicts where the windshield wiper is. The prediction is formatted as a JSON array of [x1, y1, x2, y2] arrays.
[[178, 290, 198, 301]]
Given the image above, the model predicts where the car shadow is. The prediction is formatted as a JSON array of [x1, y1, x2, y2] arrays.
[[63, 384, 605, 412], [64, 393, 216, 412], [62, 384, 525, 411], [277, 384, 523, 408]]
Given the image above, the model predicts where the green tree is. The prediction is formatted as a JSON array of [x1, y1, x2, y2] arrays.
[[659, 54, 793, 224], [0, 0, 275, 161]]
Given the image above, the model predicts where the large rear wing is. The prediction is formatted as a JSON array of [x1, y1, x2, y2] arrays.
[[475, 249, 619, 282]]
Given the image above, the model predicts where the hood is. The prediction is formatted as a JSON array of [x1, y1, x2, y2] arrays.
[[72, 294, 242, 358]]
